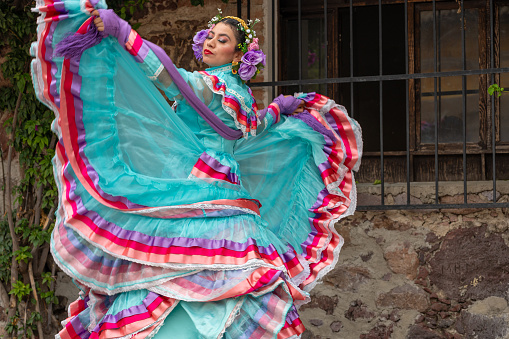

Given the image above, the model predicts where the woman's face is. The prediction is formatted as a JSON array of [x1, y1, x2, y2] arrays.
[[202, 22, 243, 67]]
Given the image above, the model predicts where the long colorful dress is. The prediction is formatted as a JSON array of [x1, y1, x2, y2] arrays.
[[31, 0, 362, 338]]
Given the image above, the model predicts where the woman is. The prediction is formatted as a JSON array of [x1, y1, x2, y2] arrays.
[[31, 1, 362, 338]]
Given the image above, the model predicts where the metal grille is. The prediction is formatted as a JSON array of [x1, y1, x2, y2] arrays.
[[241, 0, 509, 211]]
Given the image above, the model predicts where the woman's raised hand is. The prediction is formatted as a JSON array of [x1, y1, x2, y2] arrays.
[[88, 9, 130, 42], [91, 10, 104, 32], [284, 96, 305, 115]]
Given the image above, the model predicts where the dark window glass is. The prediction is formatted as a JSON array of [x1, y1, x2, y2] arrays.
[[419, 8, 480, 144], [499, 5, 509, 142], [282, 17, 327, 95]]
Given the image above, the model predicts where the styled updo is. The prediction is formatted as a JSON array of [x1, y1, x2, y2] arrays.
[[219, 18, 246, 51]]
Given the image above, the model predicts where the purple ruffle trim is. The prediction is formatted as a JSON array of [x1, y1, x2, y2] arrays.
[[292, 112, 336, 142]]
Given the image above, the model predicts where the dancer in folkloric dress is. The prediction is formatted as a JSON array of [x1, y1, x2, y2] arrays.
[[31, 0, 362, 337]]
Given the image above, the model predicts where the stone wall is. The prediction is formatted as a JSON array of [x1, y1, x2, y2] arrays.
[[299, 181, 509, 339]]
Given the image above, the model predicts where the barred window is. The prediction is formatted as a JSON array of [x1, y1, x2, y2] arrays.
[[279, 0, 509, 183]]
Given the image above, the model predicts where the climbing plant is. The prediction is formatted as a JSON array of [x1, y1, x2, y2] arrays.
[[0, 0, 146, 336], [0, 1, 56, 336], [488, 83, 505, 98], [1, 0, 233, 336]]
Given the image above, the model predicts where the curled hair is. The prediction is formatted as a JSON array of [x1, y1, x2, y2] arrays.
[[219, 18, 246, 51]]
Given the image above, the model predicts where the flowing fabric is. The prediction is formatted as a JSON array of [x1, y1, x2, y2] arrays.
[[31, 0, 362, 338]]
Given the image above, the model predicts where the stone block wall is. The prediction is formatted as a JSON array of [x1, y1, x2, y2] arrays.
[[299, 181, 509, 338]]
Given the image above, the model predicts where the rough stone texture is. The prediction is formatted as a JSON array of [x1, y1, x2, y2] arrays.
[[322, 265, 371, 292], [373, 215, 412, 231], [330, 320, 343, 332], [454, 297, 509, 338], [384, 242, 420, 279], [407, 324, 444, 338], [357, 192, 382, 206], [456, 310, 509, 338], [301, 182, 509, 338], [376, 284, 429, 312], [55, 271, 80, 318], [360, 323, 394, 339], [299, 295, 339, 316], [428, 225, 509, 300], [309, 319, 323, 327], [344, 299, 375, 321]]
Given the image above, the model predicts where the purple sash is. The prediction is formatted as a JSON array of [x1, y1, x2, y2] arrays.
[[145, 41, 244, 140]]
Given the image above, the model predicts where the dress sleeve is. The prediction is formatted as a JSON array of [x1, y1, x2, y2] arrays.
[[255, 102, 282, 133], [121, 29, 214, 104], [255, 94, 302, 133]]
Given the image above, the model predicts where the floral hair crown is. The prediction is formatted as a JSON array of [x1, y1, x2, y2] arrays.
[[192, 9, 265, 82], [208, 10, 260, 52]]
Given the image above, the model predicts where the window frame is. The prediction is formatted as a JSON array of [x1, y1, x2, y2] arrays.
[[277, 0, 509, 182], [413, 1, 488, 153]]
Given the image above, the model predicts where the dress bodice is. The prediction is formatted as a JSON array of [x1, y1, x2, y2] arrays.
[[173, 64, 258, 154]]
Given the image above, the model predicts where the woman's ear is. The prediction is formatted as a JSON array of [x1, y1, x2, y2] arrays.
[[233, 50, 243, 63]]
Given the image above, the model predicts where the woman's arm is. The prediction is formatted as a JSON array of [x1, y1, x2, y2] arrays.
[[92, 9, 213, 104], [255, 95, 304, 133]]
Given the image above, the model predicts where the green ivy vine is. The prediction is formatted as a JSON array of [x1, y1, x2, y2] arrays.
[[0, 1, 55, 336], [1, 0, 232, 336], [0, 0, 147, 336]]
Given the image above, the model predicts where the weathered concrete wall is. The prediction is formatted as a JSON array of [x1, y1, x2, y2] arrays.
[[300, 181, 509, 339]]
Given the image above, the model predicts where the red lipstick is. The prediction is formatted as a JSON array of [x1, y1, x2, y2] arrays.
[[204, 49, 213, 55]]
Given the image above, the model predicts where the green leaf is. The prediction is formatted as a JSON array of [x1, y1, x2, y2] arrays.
[[9, 280, 31, 302], [373, 180, 382, 185], [17, 77, 25, 92], [14, 246, 33, 264], [41, 272, 54, 286]]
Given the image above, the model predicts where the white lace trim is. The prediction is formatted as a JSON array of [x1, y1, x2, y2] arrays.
[[86, 291, 100, 332], [208, 64, 234, 73], [144, 301, 178, 339], [288, 253, 311, 288], [116, 301, 178, 339], [201, 74, 258, 138], [52, 233, 287, 296], [148, 63, 165, 81], [288, 94, 361, 294], [124, 202, 259, 218], [217, 297, 245, 339], [294, 93, 363, 171], [303, 182, 357, 293]]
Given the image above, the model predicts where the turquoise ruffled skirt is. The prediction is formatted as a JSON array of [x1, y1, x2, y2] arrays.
[[31, 0, 362, 337]]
